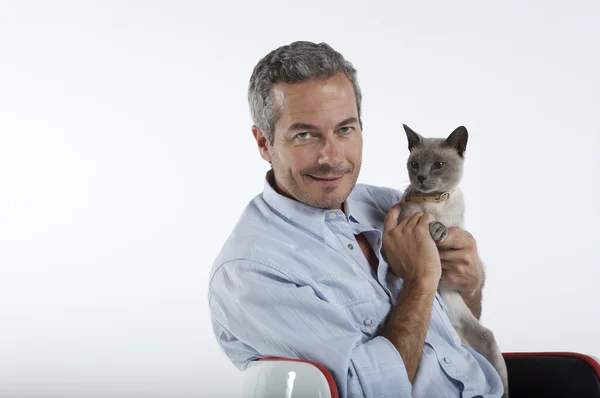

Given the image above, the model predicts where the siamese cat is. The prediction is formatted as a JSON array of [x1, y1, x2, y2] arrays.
[[398, 124, 509, 397]]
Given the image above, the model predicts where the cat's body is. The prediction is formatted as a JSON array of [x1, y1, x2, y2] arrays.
[[399, 186, 465, 228], [398, 124, 509, 398]]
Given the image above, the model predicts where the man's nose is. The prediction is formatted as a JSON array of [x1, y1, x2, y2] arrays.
[[317, 136, 343, 166]]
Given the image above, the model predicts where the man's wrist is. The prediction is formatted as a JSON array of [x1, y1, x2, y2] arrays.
[[404, 275, 439, 295]]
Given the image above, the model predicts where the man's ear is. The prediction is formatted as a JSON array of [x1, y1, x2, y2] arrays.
[[252, 126, 272, 163]]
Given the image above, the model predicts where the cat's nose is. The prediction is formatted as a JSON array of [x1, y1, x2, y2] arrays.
[[417, 175, 427, 183]]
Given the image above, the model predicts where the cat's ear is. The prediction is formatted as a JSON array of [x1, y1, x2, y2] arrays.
[[403, 124, 423, 152], [444, 126, 468, 157]]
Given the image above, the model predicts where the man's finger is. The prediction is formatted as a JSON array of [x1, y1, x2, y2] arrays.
[[439, 248, 465, 263], [384, 201, 403, 233], [414, 212, 436, 235], [436, 227, 472, 249], [405, 212, 424, 231], [441, 261, 467, 278]]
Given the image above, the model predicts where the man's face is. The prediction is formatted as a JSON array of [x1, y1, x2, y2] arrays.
[[253, 72, 362, 210]]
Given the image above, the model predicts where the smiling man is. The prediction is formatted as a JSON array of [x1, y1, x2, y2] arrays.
[[208, 41, 504, 398], [255, 71, 361, 210]]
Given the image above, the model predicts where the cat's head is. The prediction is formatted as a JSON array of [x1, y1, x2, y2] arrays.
[[403, 124, 468, 193]]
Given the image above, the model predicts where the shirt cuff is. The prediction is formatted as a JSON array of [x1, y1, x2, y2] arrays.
[[350, 336, 412, 398]]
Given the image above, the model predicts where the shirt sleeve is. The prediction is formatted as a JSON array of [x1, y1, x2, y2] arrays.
[[208, 258, 412, 398]]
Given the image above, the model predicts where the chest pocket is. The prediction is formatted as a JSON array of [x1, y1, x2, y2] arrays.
[[314, 273, 380, 335]]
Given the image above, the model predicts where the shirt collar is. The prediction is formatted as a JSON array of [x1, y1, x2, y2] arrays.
[[344, 189, 381, 233], [262, 170, 364, 240]]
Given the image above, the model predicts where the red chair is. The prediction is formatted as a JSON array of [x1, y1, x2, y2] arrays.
[[242, 352, 600, 398]]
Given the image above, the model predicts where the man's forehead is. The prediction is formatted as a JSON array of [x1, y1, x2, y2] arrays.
[[272, 75, 358, 129], [277, 104, 358, 133]]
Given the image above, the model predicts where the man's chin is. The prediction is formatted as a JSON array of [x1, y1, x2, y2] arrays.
[[304, 188, 349, 209], [310, 200, 343, 210]]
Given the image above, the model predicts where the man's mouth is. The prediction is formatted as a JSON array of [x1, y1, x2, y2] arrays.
[[309, 175, 344, 181], [306, 175, 344, 186]]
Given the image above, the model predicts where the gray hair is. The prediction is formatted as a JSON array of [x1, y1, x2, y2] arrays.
[[248, 41, 363, 144]]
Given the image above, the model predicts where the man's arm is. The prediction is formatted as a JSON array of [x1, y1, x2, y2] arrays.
[[380, 280, 437, 381], [380, 205, 443, 382]]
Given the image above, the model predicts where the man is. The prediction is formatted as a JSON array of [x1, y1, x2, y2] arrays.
[[208, 41, 504, 397]]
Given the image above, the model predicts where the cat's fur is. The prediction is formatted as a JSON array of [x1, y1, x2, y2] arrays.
[[398, 124, 509, 397]]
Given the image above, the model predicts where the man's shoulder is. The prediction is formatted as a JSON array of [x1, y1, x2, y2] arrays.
[[350, 182, 405, 212], [208, 193, 296, 283]]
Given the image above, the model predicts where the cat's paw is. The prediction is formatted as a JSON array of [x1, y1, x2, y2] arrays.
[[429, 221, 448, 243]]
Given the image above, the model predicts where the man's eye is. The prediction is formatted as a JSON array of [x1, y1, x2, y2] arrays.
[[296, 132, 312, 140], [411, 161, 420, 169], [339, 126, 354, 134]]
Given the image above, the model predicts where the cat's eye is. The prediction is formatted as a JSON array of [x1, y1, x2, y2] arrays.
[[433, 162, 444, 169], [411, 161, 419, 169]]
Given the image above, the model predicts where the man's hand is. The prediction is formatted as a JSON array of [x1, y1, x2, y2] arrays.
[[436, 227, 484, 298], [383, 203, 442, 290]]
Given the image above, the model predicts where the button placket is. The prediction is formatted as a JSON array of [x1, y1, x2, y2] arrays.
[[326, 212, 364, 272]]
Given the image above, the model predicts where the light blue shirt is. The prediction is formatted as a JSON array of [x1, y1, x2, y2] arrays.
[[208, 171, 504, 398]]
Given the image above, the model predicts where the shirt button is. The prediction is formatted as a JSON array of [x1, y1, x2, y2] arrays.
[[347, 243, 354, 250], [443, 357, 451, 364], [328, 212, 337, 219], [377, 238, 381, 245], [363, 318, 373, 326]]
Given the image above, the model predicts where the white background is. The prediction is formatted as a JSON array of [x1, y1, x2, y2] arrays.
[[1, 1, 598, 397]]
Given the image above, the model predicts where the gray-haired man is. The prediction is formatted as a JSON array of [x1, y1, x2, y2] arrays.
[[208, 41, 502, 398]]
